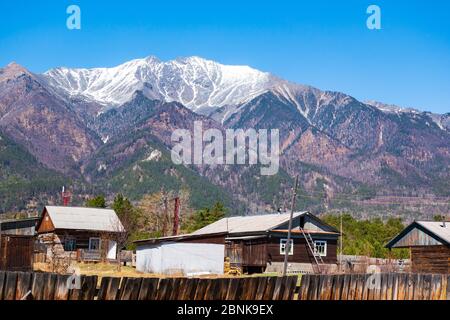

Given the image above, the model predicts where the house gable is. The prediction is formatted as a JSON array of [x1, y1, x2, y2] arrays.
[[37, 209, 55, 233], [272, 213, 338, 233], [388, 224, 443, 248]]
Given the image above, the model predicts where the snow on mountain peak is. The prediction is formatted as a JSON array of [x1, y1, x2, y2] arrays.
[[43, 56, 278, 112]]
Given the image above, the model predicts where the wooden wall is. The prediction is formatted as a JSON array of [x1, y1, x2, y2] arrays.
[[36, 210, 54, 233], [0, 235, 34, 272], [180, 233, 338, 267], [411, 246, 450, 274], [267, 237, 337, 264]]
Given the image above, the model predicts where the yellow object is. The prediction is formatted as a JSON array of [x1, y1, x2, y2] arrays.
[[224, 257, 241, 276]]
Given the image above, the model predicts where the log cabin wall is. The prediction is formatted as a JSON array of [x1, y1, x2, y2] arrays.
[[176, 233, 339, 267], [266, 236, 338, 264], [411, 245, 450, 274], [37, 230, 116, 262]]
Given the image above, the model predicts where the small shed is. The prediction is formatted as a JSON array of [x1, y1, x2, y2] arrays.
[[136, 242, 224, 275], [386, 220, 450, 274]]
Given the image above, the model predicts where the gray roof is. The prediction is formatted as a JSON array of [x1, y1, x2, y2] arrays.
[[386, 220, 450, 248], [44, 206, 125, 233], [191, 211, 308, 235], [415, 221, 450, 244]]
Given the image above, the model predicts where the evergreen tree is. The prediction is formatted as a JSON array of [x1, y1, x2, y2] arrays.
[[185, 202, 226, 232], [85, 195, 106, 208]]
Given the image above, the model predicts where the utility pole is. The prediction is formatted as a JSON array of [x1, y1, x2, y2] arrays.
[[0, 220, 2, 265], [162, 193, 168, 237], [339, 212, 343, 273], [283, 175, 299, 276]]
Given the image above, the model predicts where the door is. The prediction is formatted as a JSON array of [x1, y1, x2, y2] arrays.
[[107, 240, 117, 260], [226, 241, 243, 267]]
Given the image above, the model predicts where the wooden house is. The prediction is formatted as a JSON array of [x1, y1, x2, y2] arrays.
[[36, 206, 125, 263], [135, 211, 340, 274], [386, 220, 450, 274]]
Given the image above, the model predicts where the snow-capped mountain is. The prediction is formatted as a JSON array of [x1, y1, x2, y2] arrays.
[[42, 55, 449, 129], [43, 56, 280, 113]]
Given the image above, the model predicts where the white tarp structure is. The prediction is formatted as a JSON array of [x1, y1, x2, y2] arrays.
[[136, 242, 225, 275]]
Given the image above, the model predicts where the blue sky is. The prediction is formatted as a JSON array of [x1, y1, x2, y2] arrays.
[[0, 0, 449, 114]]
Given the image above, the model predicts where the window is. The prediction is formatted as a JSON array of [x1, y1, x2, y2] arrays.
[[280, 239, 293, 255], [89, 238, 101, 251], [314, 240, 327, 257], [64, 238, 77, 251]]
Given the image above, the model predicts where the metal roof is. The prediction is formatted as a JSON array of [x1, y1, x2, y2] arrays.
[[386, 220, 450, 248], [415, 221, 450, 244], [191, 211, 308, 235], [133, 232, 227, 245], [43, 206, 125, 233]]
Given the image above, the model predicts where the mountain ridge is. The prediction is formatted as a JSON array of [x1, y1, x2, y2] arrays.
[[0, 57, 449, 219]]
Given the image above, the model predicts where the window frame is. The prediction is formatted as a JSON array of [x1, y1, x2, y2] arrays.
[[313, 240, 327, 257], [280, 239, 294, 255], [89, 237, 101, 251], [64, 237, 77, 252]]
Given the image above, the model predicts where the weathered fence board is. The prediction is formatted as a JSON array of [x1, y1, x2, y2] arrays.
[[54, 274, 70, 300], [4, 272, 17, 300], [97, 277, 121, 300], [119, 277, 142, 300], [31, 272, 45, 300], [15, 272, 32, 300], [137, 277, 159, 300], [0, 271, 5, 300]]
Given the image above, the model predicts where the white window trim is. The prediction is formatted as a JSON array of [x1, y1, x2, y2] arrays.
[[89, 237, 101, 251], [280, 239, 294, 255], [313, 240, 327, 257]]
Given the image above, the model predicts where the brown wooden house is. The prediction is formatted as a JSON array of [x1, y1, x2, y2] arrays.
[[386, 220, 450, 274], [36, 206, 125, 263], [135, 211, 340, 273]]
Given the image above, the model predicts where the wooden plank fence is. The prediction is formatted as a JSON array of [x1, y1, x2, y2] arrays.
[[298, 273, 450, 300], [0, 271, 298, 300], [1, 271, 448, 300]]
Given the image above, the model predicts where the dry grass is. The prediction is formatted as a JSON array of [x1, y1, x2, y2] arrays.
[[33, 262, 289, 282], [75, 263, 168, 278]]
